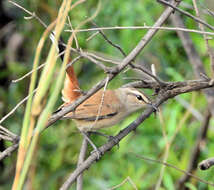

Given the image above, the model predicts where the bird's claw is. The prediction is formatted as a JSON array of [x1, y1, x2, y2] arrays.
[[91, 148, 102, 160]]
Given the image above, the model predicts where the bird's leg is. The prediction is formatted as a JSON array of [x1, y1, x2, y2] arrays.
[[89, 131, 111, 139], [80, 131, 102, 159], [89, 131, 120, 148]]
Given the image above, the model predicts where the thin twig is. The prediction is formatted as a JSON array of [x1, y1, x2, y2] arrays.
[[131, 64, 166, 87], [66, 56, 82, 70], [0, 89, 37, 124], [0, 129, 14, 138], [0, 125, 18, 139], [60, 43, 120, 65], [131, 152, 214, 187], [86, 31, 99, 41], [84, 51, 120, 65], [9, 0, 86, 29], [93, 22, 166, 86], [157, 0, 214, 31], [199, 2, 214, 18], [67, 16, 79, 50], [89, 75, 109, 131], [192, 0, 214, 77], [0, 134, 14, 142], [65, 26, 214, 36], [0, 143, 19, 160], [122, 80, 159, 89], [9, 1, 47, 28], [12, 51, 65, 83], [76, 137, 88, 190], [92, 22, 127, 57], [12, 64, 45, 83], [108, 176, 138, 190], [78, 49, 110, 71]]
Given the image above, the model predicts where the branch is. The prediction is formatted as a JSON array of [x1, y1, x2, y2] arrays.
[[76, 137, 88, 190], [0, 143, 19, 160], [122, 80, 160, 89], [0, 125, 19, 143], [199, 157, 214, 170]]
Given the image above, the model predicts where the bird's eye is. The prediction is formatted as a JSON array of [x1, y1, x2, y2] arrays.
[[136, 95, 143, 101]]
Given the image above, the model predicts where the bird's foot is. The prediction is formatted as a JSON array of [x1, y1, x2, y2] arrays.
[[89, 131, 120, 148], [90, 148, 102, 160], [81, 131, 102, 160]]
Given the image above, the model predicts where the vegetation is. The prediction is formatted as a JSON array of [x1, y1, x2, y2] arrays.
[[0, 0, 214, 189]]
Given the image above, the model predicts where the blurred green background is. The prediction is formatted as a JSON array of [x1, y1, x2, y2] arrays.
[[0, 0, 214, 189]]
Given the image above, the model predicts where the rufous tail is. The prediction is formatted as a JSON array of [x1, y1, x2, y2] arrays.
[[62, 65, 81, 103]]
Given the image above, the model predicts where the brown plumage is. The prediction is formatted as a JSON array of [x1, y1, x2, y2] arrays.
[[63, 88, 151, 132]]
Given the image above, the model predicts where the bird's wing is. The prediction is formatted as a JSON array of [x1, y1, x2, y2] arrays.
[[64, 90, 122, 121]]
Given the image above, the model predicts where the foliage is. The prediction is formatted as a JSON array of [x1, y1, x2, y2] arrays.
[[0, 0, 214, 189]]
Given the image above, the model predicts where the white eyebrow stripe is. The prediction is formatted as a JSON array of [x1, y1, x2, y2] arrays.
[[128, 89, 150, 103]]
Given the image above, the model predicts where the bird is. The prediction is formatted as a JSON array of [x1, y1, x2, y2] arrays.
[[62, 87, 152, 132]]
